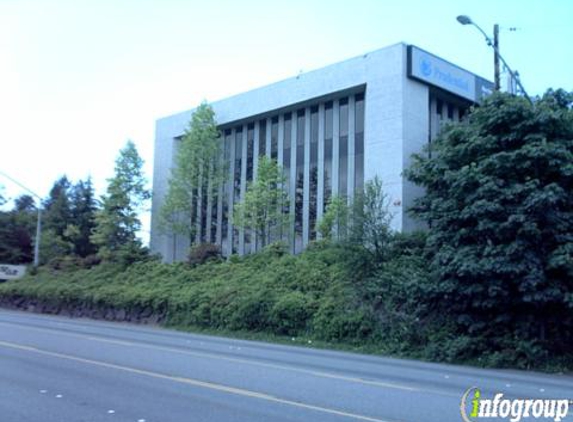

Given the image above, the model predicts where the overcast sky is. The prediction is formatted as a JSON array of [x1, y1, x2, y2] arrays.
[[1, 0, 571, 240]]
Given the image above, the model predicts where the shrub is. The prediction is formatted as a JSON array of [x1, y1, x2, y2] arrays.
[[47, 255, 82, 271], [227, 288, 275, 331], [188, 243, 222, 266], [311, 290, 378, 343], [269, 291, 313, 336]]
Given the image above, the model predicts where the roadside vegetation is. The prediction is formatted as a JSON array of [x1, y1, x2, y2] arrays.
[[0, 90, 571, 372]]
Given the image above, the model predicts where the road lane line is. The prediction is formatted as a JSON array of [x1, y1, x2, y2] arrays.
[[0, 320, 423, 393], [0, 340, 401, 422]]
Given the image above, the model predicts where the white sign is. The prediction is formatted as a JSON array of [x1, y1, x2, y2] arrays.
[[408, 46, 478, 102], [0, 264, 27, 280]]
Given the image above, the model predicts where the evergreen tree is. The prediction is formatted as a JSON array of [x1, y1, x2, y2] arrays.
[[0, 195, 37, 263], [14, 194, 36, 212], [43, 175, 72, 238], [91, 141, 150, 263], [69, 178, 98, 257]]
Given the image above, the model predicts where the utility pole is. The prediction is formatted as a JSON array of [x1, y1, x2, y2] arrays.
[[0, 170, 43, 267], [493, 24, 500, 91], [456, 15, 532, 104]]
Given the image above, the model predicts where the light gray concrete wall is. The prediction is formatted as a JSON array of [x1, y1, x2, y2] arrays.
[[150, 134, 190, 262], [401, 62, 430, 232], [362, 44, 406, 231], [150, 125, 175, 261]]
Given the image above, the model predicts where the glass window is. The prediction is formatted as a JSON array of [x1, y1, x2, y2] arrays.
[[247, 123, 254, 182], [211, 188, 217, 243], [271, 116, 278, 160], [222, 130, 232, 253], [295, 110, 305, 250], [324, 101, 333, 140], [233, 128, 243, 253], [200, 183, 207, 242], [355, 93, 365, 192], [310, 106, 318, 144], [339, 97, 349, 137], [309, 106, 319, 240], [355, 93, 365, 133], [324, 102, 333, 209], [437, 99, 443, 116], [283, 113, 292, 189], [258, 119, 266, 157], [339, 99, 349, 198], [234, 128, 242, 203], [296, 109, 305, 146]]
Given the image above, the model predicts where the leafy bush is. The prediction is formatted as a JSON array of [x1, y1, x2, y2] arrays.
[[405, 91, 573, 352], [269, 291, 313, 336], [0, 229, 568, 370], [188, 243, 222, 266]]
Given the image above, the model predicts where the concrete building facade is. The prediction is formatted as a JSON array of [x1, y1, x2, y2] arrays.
[[150, 43, 493, 261]]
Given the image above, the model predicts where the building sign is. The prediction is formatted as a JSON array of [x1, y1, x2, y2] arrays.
[[407, 46, 493, 102], [0, 264, 26, 280]]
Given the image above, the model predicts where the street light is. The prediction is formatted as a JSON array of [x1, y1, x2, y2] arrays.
[[0, 170, 43, 267], [456, 14, 532, 104]]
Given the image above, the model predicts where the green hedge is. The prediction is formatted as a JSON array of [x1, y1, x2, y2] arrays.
[[1, 240, 568, 371]]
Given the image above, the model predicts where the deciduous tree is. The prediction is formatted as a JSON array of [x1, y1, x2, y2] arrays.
[[233, 156, 288, 249], [405, 90, 573, 349], [160, 103, 224, 245]]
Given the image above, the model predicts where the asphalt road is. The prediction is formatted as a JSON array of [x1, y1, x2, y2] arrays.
[[0, 309, 571, 422]]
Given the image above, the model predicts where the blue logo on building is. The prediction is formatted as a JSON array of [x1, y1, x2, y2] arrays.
[[420, 59, 432, 77]]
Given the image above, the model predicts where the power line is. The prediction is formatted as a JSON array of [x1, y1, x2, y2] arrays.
[[0, 170, 42, 201]]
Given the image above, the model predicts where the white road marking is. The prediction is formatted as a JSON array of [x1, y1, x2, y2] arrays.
[[0, 320, 456, 396], [0, 340, 400, 422], [40, 390, 47, 394], [107, 409, 115, 414], [56, 394, 63, 398]]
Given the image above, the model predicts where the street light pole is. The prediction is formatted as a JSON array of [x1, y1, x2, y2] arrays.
[[33, 208, 42, 267], [493, 23, 500, 91], [456, 15, 532, 104], [0, 170, 43, 267]]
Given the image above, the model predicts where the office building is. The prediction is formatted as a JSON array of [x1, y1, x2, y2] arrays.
[[150, 43, 493, 261]]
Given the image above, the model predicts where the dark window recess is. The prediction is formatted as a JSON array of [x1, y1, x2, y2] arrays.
[[200, 184, 208, 242], [324, 103, 333, 209], [271, 117, 278, 160], [247, 126, 254, 182], [234, 130, 242, 203], [211, 190, 218, 243], [222, 133, 232, 249], [355, 94, 365, 191], [259, 119, 266, 157], [283, 114, 292, 190], [297, 111, 305, 146], [295, 110, 305, 242], [309, 108, 319, 240], [437, 99, 443, 116], [339, 99, 349, 197]]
